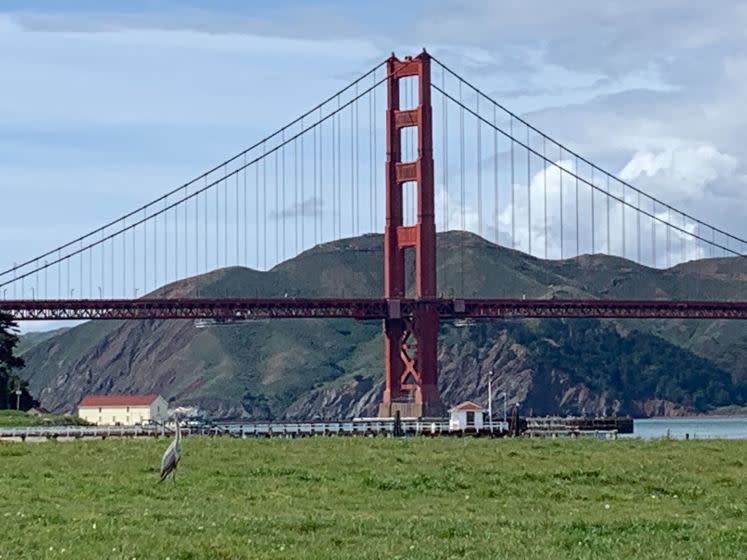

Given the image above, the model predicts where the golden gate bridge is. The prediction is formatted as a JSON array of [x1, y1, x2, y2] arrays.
[[1, 51, 745, 417]]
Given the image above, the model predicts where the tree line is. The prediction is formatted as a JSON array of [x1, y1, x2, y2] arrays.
[[0, 314, 36, 410]]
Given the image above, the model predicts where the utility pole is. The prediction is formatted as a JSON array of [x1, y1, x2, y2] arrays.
[[487, 370, 493, 433], [15, 388, 22, 411]]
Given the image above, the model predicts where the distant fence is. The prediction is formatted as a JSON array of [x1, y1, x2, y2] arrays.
[[0, 419, 511, 440]]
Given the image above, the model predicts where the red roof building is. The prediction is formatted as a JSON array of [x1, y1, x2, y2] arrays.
[[78, 394, 161, 408], [77, 394, 168, 426]]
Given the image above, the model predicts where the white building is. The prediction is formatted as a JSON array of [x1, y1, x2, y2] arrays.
[[449, 401, 487, 431], [77, 394, 168, 426]]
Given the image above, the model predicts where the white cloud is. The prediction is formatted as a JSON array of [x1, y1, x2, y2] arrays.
[[619, 144, 740, 201]]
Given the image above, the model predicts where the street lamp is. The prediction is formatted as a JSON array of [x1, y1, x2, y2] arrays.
[[502, 391, 508, 426]]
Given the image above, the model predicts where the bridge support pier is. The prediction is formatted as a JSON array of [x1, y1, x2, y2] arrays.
[[379, 51, 445, 419]]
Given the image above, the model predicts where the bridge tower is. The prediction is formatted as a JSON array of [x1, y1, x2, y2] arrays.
[[378, 51, 444, 418]]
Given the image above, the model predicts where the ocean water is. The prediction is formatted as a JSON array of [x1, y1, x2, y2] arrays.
[[631, 418, 747, 440]]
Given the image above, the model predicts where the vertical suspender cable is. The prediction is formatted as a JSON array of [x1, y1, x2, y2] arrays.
[[510, 117, 515, 248], [332, 110, 337, 239], [351, 94, 356, 233], [575, 156, 579, 256], [301, 118, 305, 248], [492, 103, 498, 244], [294, 135, 299, 255], [543, 136, 547, 258], [591, 167, 595, 254], [143, 208, 147, 293], [223, 167, 228, 269], [282, 130, 286, 261], [559, 147, 564, 259], [102, 231, 105, 298], [476, 94, 482, 238], [184, 185, 188, 275], [313, 117, 318, 245], [215, 173, 219, 270], [355, 81, 360, 235], [244, 155, 248, 266], [337, 96, 342, 237], [175, 190, 179, 280], [369, 88, 374, 232], [527, 126, 531, 255], [196, 176, 200, 274], [275, 143, 280, 263], [319, 108, 324, 243], [444, 71, 449, 231], [255, 160, 260, 269], [651, 199, 656, 267], [666, 207, 671, 267], [622, 182, 626, 259], [373, 71, 379, 231], [637, 191, 641, 263], [263, 144, 267, 269], [122, 219, 127, 294], [236, 173, 240, 265], [681, 213, 686, 263], [459, 81, 465, 232], [606, 175, 611, 255]]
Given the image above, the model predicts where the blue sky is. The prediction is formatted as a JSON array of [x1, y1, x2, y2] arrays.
[[2, 1, 747, 331]]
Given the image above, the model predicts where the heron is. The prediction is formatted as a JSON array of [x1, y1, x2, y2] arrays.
[[159, 416, 182, 483]]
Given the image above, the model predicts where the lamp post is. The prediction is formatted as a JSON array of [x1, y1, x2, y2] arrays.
[[503, 391, 508, 426]]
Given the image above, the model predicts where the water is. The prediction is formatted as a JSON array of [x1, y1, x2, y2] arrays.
[[631, 418, 747, 440]]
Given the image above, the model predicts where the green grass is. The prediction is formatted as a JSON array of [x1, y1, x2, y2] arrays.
[[1, 438, 746, 559], [0, 410, 88, 427]]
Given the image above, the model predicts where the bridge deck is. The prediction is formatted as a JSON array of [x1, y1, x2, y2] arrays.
[[1, 298, 746, 321]]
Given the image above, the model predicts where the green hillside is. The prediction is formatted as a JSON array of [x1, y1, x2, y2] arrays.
[[17, 232, 747, 419]]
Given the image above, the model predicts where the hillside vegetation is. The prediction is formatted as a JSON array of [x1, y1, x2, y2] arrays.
[[18, 232, 747, 419]]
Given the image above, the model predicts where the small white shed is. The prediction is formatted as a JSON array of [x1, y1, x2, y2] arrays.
[[449, 401, 487, 431]]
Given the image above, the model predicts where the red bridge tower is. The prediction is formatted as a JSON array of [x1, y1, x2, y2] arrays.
[[378, 51, 444, 418]]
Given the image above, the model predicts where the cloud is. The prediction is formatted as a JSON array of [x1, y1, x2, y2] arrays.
[[270, 196, 324, 220], [619, 144, 740, 201], [6, 5, 369, 41]]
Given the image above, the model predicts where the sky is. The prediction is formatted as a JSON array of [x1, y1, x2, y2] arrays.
[[2, 1, 747, 329]]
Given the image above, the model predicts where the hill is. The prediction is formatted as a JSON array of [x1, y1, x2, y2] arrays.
[[17, 232, 747, 418]]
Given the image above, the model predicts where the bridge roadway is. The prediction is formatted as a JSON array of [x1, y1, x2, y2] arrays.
[[1, 298, 746, 321]]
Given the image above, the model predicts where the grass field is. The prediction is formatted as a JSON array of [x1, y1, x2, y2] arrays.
[[1, 437, 745, 559]]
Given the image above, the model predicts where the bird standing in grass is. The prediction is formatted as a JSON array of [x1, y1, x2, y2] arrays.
[[159, 416, 182, 483]]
